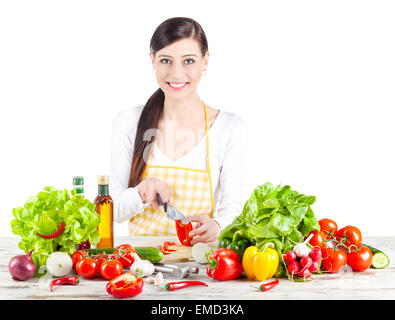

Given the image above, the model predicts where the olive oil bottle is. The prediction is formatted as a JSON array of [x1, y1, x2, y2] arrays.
[[95, 175, 114, 248]]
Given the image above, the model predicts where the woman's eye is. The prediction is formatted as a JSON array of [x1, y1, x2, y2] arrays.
[[159, 58, 194, 64]]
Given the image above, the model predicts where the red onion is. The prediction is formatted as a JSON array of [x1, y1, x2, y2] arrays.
[[77, 240, 91, 250], [9, 250, 36, 281]]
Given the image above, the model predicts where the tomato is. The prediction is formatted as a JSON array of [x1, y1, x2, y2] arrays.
[[319, 218, 338, 236], [321, 247, 347, 273], [99, 259, 123, 280], [308, 230, 327, 249], [336, 225, 362, 249], [114, 244, 136, 268], [94, 252, 108, 267], [347, 246, 373, 272], [75, 257, 99, 279], [71, 250, 88, 271]]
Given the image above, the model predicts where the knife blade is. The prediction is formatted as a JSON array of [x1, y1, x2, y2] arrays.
[[156, 193, 190, 225]]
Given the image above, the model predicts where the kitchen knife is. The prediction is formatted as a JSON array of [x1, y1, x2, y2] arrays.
[[156, 193, 190, 225]]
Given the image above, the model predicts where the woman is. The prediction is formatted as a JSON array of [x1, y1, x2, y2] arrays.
[[110, 17, 248, 245]]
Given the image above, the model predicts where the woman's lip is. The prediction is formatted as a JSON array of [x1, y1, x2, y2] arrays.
[[167, 82, 189, 91]]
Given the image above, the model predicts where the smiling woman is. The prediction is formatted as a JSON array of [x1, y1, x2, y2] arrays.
[[109, 17, 249, 244], [152, 40, 206, 97]]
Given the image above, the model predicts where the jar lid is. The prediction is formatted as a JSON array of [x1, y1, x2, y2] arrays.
[[97, 175, 109, 185]]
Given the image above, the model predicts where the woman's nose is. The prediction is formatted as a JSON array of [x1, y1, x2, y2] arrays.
[[168, 62, 187, 78]]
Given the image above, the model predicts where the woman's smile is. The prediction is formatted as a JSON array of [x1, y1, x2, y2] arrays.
[[167, 82, 190, 90]]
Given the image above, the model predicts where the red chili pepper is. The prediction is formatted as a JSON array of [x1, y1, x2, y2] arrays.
[[252, 278, 279, 292], [106, 272, 143, 298], [175, 220, 193, 246], [37, 222, 65, 239], [165, 280, 208, 291], [206, 248, 243, 281], [49, 276, 79, 292]]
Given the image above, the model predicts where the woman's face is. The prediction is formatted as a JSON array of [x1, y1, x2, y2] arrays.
[[150, 38, 209, 101]]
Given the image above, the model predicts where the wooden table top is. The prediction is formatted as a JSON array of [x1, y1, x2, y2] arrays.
[[1, 236, 394, 300]]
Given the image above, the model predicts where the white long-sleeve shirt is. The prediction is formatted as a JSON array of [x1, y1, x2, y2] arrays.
[[109, 105, 249, 230]]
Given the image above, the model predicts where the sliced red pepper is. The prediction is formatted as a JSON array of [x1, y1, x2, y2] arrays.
[[175, 220, 193, 246], [160, 245, 171, 255], [49, 276, 79, 292], [37, 222, 65, 239], [163, 241, 177, 252], [106, 272, 143, 298]]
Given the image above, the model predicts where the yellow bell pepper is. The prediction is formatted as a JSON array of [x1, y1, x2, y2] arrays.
[[242, 245, 279, 281]]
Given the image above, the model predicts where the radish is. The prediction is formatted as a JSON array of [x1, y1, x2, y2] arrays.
[[299, 268, 311, 279], [287, 261, 300, 275], [300, 256, 313, 269], [309, 261, 320, 273], [283, 250, 297, 263], [294, 233, 314, 257], [309, 247, 322, 262]]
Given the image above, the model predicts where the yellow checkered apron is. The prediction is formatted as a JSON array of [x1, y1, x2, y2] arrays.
[[128, 103, 214, 236]]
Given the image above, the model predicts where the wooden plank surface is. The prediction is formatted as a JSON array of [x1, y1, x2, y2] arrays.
[[1, 236, 394, 300]]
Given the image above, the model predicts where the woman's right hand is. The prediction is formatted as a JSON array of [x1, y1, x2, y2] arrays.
[[137, 177, 170, 210]]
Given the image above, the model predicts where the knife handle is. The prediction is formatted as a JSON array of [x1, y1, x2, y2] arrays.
[[156, 193, 167, 211]]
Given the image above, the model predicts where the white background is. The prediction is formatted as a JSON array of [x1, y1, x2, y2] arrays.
[[1, 0, 394, 238]]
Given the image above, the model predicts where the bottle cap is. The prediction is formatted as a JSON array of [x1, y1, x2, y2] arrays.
[[73, 176, 84, 185], [97, 175, 109, 185]]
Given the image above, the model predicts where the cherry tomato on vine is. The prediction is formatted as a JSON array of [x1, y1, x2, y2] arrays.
[[75, 257, 99, 279], [347, 246, 373, 272], [99, 259, 123, 280], [114, 244, 136, 268], [308, 230, 327, 249], [336, 225, 362, 249], [71, 250, 88, 271], [321, 247, 347, 273], [319, 218, 338, 236], [94, 252, 108, 267]]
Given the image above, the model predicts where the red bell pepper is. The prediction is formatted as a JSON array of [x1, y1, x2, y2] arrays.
[[105, 272, 143, 298], [175, 220, 193, 246], [206, 248, 243, 281]]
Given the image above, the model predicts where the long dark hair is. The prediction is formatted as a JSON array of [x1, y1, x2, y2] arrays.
[[128, 17, 209, 187]]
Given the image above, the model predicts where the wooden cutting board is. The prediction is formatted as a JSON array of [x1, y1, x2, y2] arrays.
[[161, 242, 218, 263], [129, 237, 218, 263]]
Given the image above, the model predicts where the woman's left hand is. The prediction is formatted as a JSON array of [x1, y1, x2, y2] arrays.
[[188, 215, 221, 245]]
